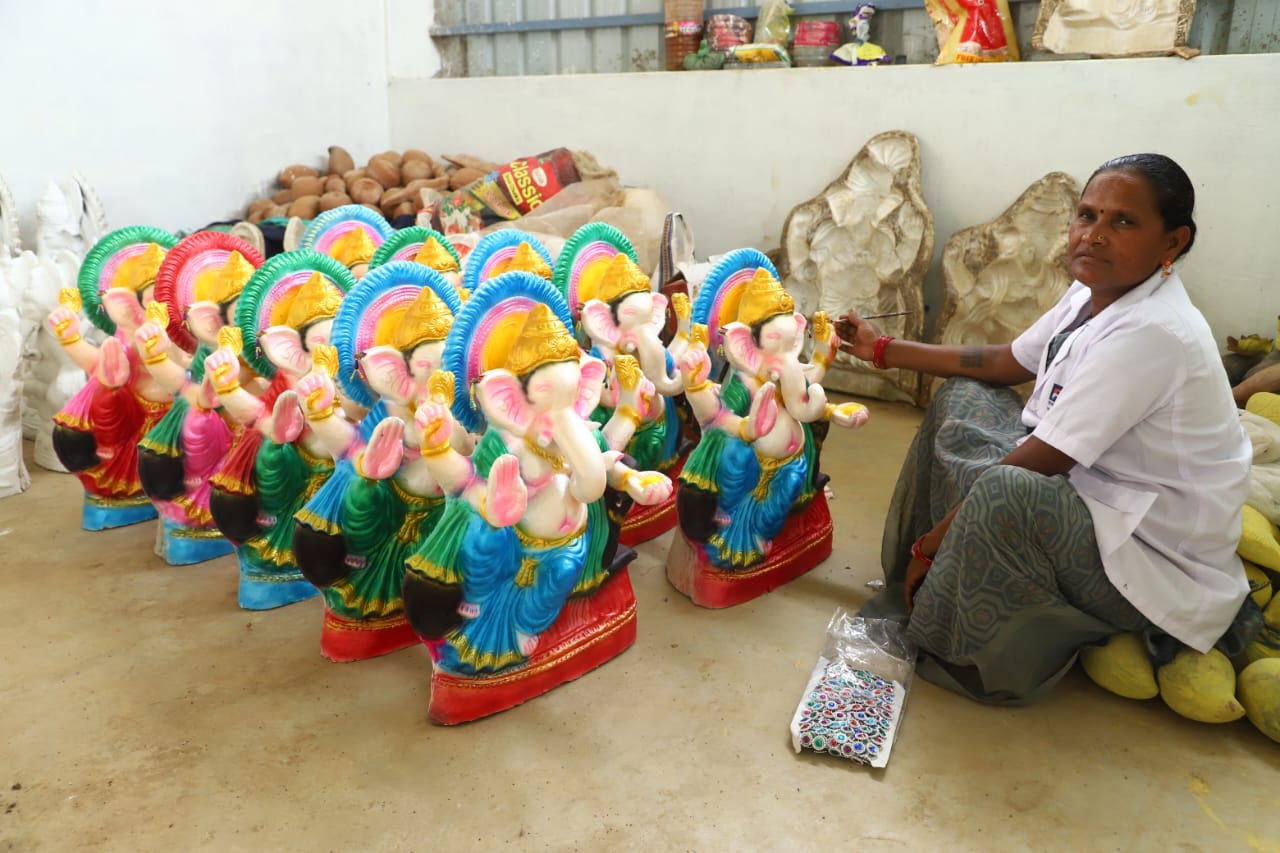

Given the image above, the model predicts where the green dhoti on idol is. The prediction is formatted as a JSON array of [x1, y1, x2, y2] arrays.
[[204, 250, 358, 611], [290, 234, 466, 662], [400, 234, 676, 724], [555, 224, 700, 546]]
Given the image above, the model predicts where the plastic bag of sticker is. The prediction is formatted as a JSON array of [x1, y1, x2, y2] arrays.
[[789, 609, 916, 768]]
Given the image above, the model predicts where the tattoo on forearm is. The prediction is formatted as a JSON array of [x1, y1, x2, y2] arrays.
[[959, 347, 984, 368]]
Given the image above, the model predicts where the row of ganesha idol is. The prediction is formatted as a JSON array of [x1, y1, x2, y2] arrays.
[[45, 204, 871, 724]]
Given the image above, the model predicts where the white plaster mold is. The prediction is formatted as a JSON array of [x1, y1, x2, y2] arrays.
[[777, 130, 934, 405]]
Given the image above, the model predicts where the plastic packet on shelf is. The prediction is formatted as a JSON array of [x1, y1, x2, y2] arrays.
[[755, 0, 792, 46], [727, 43, 791, 63], [789, 608, 916, 768], [925, 0, 1019, 64]]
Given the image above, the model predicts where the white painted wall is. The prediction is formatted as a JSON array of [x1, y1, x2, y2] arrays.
[[389, 54, 1280, 343], [386, 0, 444, 81], [0, 0, 391, 242]]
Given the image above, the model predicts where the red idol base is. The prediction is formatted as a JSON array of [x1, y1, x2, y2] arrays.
[[666, 491, 833, 609], [428, 570, 638, 725], [321, 610, 421, 663]]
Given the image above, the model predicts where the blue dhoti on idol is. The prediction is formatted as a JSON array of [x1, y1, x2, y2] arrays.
[[705, 438, 808, 569], [438, 511, 593, 675]]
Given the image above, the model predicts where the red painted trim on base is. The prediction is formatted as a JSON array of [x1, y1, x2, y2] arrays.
[[666, 491, 833, 609], [428, 570, 638, 725], [320, 611, 420, 663]]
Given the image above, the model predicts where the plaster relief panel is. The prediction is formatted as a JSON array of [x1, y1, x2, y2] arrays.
[[930, 171, 1079, 401], [778, 130, 933, 405]]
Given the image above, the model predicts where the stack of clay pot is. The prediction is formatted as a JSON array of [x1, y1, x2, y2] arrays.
[[244, 147, 502, 224]]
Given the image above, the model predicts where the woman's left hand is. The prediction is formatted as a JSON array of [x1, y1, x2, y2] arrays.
[[904, 555, 931, 613]]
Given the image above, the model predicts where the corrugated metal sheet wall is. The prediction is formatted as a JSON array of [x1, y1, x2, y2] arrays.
[[433, 0, 1279, 77]]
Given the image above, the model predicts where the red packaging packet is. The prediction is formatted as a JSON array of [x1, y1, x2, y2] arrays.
[[424, 148, 581, 235]]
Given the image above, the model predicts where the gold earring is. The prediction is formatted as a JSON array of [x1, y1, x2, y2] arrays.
[[1161, 259, 1173, 278]]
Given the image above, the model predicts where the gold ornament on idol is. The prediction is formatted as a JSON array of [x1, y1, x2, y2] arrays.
[[392, 287, 454, 352], [427, 369, 455, 405], [735, 268, 794, 328], [595, 253, 651, 305], [691, 322, 709, 349], [145, 300, 170, 326], [671, 291, 691, 321], [110, 243, 166, 292], [218, 325, 244, 356], [614, 353, 642, 391], [312, 343, 340, 379], [283, 272, 344, 329], [504, 303, 579, 377], [330, 228, 377, 269], [413, 237, 459, 273], [58, 287, 83, 313], [498, 242, 552, 280], [195, 251, 256, 305]]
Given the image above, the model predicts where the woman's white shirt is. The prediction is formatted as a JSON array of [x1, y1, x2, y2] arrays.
[[1010, 270, 1250, 652]]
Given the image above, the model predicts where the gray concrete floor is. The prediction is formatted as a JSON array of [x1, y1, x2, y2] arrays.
[[2, 398, 1277, 852]]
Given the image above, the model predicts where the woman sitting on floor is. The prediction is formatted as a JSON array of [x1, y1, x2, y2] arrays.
[[837, 152, 1260, 705]]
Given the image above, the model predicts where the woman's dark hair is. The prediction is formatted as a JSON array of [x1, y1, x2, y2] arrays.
[[1087, 153, 1197, 258]]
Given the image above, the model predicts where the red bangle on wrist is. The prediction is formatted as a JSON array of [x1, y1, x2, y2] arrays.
[[911, 534, 934, 566], [872, 335, 894, 370]]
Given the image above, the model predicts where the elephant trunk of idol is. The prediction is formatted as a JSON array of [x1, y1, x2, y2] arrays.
[[632, 335, 683, 396], [775, 360, 826, 423], [549, 408, 607, 505]]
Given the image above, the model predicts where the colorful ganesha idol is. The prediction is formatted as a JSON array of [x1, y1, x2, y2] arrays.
[[301, 204, 394, 280], [402, 271, 673, 724], [47, 227, 181, 530], [460, 229, 556, 297], [555, 223, 696, 545], [291, 260, 467, 661], [204, 252, 357, 609], [131, 232, 265, 564], [667, 250, 871, 608], [368, 225, 466, 290]]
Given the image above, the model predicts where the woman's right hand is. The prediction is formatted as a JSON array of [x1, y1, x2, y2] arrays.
[[834, 310, 882, 363]]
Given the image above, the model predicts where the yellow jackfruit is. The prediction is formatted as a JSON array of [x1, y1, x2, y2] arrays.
[[1080, 632, 1157, 700], [1157, 648, 1246, 723], [1246, 391, 1280, 427], [1239, 504, 1280, 573], [1237, 658, 1280, 743]]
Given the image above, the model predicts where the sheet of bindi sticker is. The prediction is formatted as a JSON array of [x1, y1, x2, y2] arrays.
[[789, 657, 908, 769]]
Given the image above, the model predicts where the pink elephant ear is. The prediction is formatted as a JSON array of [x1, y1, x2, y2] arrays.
[[791, 313, 807, 357], [575, 356, 607, 418], [186, 302, 224, 346], [723, 323, 763, 375], [260, 326, 311, 377], [360, 346, 415, 405], [648, 293, 669, 337], [478, 369, 536, 435], [102, 289, 146, 331], [581, 300, 621, 348]]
